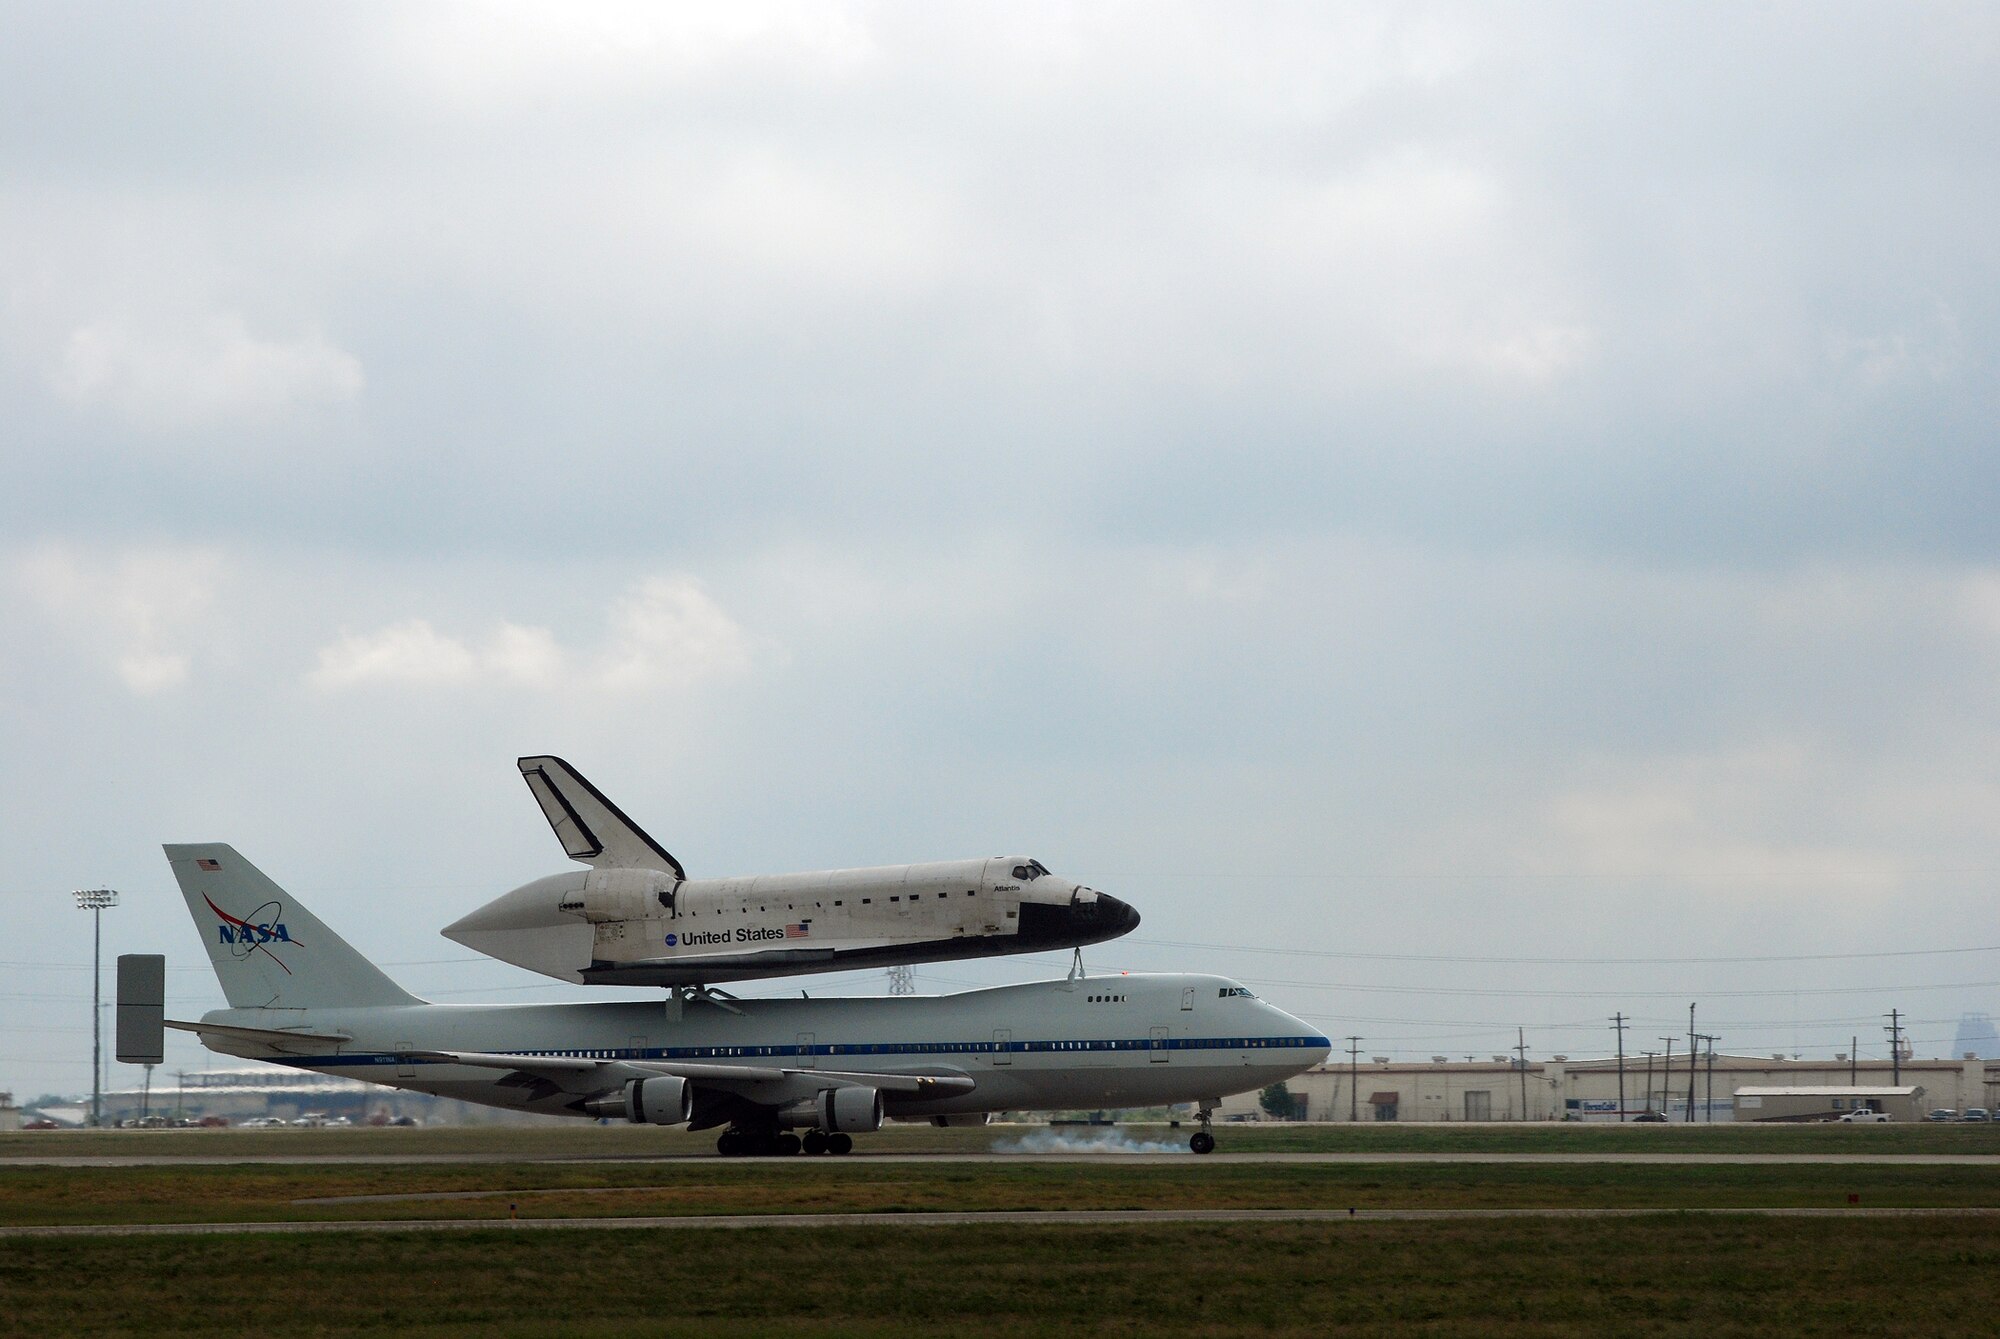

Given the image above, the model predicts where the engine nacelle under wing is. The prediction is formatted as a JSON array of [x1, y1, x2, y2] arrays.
[[780, 1085, 884, 1133], [584, 1075, 693, 1125]]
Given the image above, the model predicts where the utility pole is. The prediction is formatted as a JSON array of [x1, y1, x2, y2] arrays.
[[1850, 1037, 1857, 1087], [72, 888, 120, 1128], [1659, 1038, 1676, 1120], [1697, 1034, 1718, 1122], [1885, 1009, 1904, 1086], [1686, 1003, 1699, 1123], [1346, 1037, 1362, 1122], [1610, 1012, 1629, 1122], [1642, 1051, 1657, 1117], [1514, 1028, 1529, 1120]]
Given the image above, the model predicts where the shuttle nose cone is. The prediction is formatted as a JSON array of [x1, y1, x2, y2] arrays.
[[1092, 892, 1142, 937], [1017, 889, 1141, 949]]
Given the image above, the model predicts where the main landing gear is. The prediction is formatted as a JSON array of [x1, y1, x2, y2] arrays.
[[1190, 1105, 1216, 1155], [717, 1127, 853, 1157]]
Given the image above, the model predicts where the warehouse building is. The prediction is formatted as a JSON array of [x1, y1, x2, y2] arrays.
[[1218, 1053, 1999, 1122]]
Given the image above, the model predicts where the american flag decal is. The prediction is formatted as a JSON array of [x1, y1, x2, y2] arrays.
[[196, 858, 222, 871], [785, 923, 809, 939]]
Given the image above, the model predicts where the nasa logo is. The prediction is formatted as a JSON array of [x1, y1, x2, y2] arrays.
[[203, 893, 303, 975], [664, 933, 678, 947]]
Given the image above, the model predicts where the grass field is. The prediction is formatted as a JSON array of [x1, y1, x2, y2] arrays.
[[9, 1132, 1999, 1336], [5, 1156, 1999, 1227], [6, 1118, 1997, 1159], [5, 1218, 1998, 1337]]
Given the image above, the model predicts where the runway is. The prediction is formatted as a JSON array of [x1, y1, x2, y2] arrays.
[[6, 1150, 1997, 1167], [5, 1205, 1997, 1238]]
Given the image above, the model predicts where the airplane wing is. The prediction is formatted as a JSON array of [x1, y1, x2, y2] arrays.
[[516, 755, 685, 877], [412, 1049, 976, 1097]]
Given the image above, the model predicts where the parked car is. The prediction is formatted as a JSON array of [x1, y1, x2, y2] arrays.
[[1632, 1111, 1669, 1123], [1925, 1109, 1958, 1122], [1838, 1109, 1891, 1122], [1957, 1108, 1991, 1122], [23, 1118, 60, 1130]]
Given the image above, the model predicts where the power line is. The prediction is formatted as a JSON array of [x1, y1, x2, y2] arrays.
[[1219, 976, 2000, 1000], [1128, 938, 2000, 966]]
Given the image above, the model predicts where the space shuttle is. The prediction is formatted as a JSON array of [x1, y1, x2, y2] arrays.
[[443, 756, 1141, 988]]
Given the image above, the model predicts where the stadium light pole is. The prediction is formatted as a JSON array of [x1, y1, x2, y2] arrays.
[[72, 888, 120, 1128]]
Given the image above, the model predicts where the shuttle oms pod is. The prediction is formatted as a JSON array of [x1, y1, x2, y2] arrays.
[[443, 756, 1140, 987]]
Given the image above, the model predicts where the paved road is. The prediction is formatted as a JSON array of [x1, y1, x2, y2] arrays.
[[6, 1150, 1998, 1167], [5, 1206, 1997, 1238]]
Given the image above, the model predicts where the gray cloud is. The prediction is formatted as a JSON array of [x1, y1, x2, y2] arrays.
[[3, 3, 1997, 1099]]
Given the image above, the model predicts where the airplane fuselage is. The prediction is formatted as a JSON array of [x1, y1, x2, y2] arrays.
[[195, 972, 1331, 1122]]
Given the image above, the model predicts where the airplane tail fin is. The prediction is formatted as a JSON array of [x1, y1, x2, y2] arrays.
[[165, 843, 420, 1010], [517, 755, 685, 877]]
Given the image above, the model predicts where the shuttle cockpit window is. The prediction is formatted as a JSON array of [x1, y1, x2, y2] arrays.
[[1011, 859, 1052, 881]]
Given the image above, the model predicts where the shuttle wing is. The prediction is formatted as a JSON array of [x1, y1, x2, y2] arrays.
[[413, 1048, 976, 1097], [517, 756, 685, 877]]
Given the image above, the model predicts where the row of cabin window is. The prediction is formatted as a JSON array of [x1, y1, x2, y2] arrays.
[[1088, 994, 1127, 1003], [524, 1036, 1311, 1061]]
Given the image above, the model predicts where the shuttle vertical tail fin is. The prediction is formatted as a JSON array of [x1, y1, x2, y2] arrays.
[[165, 843, 420, 1010], [516, 755, 685, 877]]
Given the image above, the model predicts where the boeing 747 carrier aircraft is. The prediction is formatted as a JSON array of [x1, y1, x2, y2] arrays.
[[443, 756, 1142, 988], [160, 844, 1329, 1155]]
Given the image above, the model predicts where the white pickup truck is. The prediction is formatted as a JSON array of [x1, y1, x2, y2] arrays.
[[1837, 1108, 1892, 1123]]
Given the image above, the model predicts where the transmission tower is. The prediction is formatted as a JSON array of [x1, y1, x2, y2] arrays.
[[886, 964, 916, 996]]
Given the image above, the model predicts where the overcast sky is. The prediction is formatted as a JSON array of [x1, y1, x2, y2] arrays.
[[4, 3, 1998, 1105]]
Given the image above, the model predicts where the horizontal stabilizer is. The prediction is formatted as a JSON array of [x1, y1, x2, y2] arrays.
[[167, 1019, 354, 1044], [167, 1019, 355, 1057]]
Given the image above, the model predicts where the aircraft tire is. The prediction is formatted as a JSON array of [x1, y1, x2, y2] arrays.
[[1190, 1131, 1215, 1154], [828, 1132, 853, 1155], [717, 1131, 743, 1157], [776, 1133, 802, 1156], [803, 1130, 828, 1155]]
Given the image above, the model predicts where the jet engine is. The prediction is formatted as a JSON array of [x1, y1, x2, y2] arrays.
[[583, 1075, 692, 1125], [780, 1085, 883, 1133]]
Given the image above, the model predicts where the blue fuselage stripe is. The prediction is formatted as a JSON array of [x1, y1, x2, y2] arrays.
[[281, 1034, 1335, 1068]]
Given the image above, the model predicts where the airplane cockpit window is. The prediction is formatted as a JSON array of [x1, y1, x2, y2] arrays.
[[1217, 986, 1256, 999]]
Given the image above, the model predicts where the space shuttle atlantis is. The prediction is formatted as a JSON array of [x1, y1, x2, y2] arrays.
[[443, 756, 1141, 988]]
